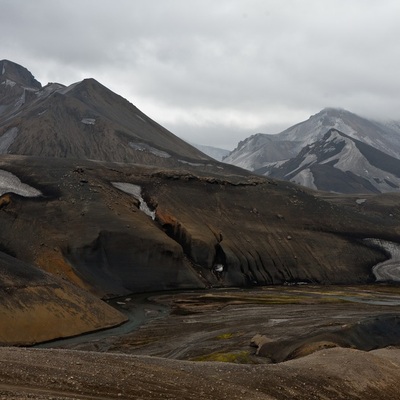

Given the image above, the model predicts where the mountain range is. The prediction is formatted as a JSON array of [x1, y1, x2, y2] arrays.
[[224, 108, 400, 193], [1, 60, 400, 346]]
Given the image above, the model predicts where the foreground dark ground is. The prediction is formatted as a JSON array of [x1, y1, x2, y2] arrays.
[[3, 285, 400, 399]]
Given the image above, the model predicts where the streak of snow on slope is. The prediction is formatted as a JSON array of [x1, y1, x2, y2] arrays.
[[129, 142, 171, 158], [291, 168, 317, 190], [178, 160, 203, 166], [112, 182, 155, 219], [0, 128, 18, 154], [0, 170, 41, 197], [81, 118, 96, 125]]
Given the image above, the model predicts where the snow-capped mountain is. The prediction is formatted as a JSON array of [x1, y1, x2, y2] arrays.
[[224, 108, 400, 193], [224, 108, 400, 171], [258, 129, 400, 193]]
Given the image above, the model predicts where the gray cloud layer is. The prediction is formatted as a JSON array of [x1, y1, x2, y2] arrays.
[[2, 0, 400, 149]]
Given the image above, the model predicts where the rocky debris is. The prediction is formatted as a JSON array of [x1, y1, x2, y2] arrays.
[[1, 338, 400, 399]]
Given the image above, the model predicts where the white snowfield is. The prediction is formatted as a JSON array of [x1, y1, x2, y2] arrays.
[[111, 182, 155, 220], [81, 118, 96, 125], [0, 170, 42, 197], [365, 239, 400, 282], [0, 127, 19, 154]]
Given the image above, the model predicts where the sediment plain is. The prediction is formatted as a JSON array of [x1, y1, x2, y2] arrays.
[[3, 285, 400, 399]]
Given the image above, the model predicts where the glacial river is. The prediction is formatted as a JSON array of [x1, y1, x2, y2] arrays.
[[36, 239, 400, 349]]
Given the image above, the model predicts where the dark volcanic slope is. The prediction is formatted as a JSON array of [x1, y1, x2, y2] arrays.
[[0, 155, 398, 302], [0, 60, 209, 165]]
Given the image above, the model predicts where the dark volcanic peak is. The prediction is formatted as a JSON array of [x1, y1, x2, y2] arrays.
[[0, 61, 212, 165], [0, 59, 41, 89]]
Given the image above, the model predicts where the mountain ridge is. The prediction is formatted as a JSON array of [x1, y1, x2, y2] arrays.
[[225, 108, 400, 193]]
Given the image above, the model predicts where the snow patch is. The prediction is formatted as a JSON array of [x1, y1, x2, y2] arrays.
[[178, 160, 203, 167], [14, 90, 26, 108], [290, 168, 317, 190], [0, 127, 19, 154], [81, 118, 96, 125], [1, 65, 5, 75], [1, 79, 16, 87], [365, 239, 400, 282], [129, 142, 171, 158], [0, 170, 42, 197], [112, 182, 155, 220]]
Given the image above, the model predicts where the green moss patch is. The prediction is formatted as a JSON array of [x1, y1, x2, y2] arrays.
[[192, 351, 252, 364]]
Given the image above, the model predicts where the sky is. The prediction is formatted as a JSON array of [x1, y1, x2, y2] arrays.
[[1, 0, 400, 150]]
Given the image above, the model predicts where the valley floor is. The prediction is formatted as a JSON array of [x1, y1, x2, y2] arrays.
[[4, 285, 400, 399]]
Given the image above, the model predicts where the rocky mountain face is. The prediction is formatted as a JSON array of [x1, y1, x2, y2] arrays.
[[224, 108, 400, 193], [260, 129, 400, 193], [1, 61, 400, 345]]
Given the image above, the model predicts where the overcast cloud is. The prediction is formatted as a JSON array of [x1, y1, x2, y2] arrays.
[[1, 0, 400, 149]]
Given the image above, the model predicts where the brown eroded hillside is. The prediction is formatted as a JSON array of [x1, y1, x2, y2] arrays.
[[0, 250, 126, 345]]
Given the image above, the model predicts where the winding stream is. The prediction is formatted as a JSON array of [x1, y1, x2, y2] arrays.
[[36, 242, 400, 349], [36, 293, 169, 349]]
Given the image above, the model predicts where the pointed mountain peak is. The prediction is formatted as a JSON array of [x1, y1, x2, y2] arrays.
[[0, 60, 42, 89], [311, 107, 354, 120]]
